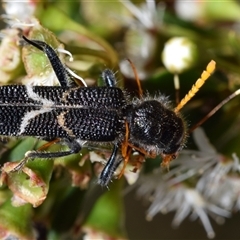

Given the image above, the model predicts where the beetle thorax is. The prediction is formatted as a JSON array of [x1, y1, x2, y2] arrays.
[[126, 99, 186, 155]]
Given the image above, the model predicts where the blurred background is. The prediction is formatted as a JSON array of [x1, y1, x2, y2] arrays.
[[0, 1, 240, 239]]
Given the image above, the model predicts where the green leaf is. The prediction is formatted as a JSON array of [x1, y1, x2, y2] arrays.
[[0, 199, 34, 239], [83, 179, 127, 238], [36, 5, 119, 68], [0, 138, 54, 207]]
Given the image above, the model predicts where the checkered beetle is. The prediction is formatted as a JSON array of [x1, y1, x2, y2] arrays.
[[0, 36, 215, 186]]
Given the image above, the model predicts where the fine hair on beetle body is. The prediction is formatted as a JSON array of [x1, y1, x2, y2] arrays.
[[0, 35, 216, 187]]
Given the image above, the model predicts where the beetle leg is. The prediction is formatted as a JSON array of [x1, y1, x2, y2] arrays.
[[118, 121, 131, 178], [22, 36, 76, 88], [101, 69, 117, 87], [11, 139, 82, 172], [98, 144, 122, 187]]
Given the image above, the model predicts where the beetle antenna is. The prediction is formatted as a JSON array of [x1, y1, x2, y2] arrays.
[[189, 88, 240, 133], [175, 60, 216, 113], [127, 59, 143, 98]]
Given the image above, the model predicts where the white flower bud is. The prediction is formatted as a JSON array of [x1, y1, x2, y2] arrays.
[[162, 37, 198, 74]]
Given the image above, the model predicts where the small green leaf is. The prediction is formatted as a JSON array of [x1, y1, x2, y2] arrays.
[[0, 199, 34, 239], [84, 179, 127, 238]]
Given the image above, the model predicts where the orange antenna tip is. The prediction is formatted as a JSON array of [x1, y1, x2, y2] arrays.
[[206, 60, 216, 73], [175, 60, 216, 113]]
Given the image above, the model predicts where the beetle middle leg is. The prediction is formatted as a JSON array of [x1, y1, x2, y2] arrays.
[[98, 144, 122, 187], [101, 69, 117, 87], [98, 121, 132, 186]]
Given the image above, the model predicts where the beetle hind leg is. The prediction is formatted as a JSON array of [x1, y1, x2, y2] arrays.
[[11, 139, 82, 172]]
